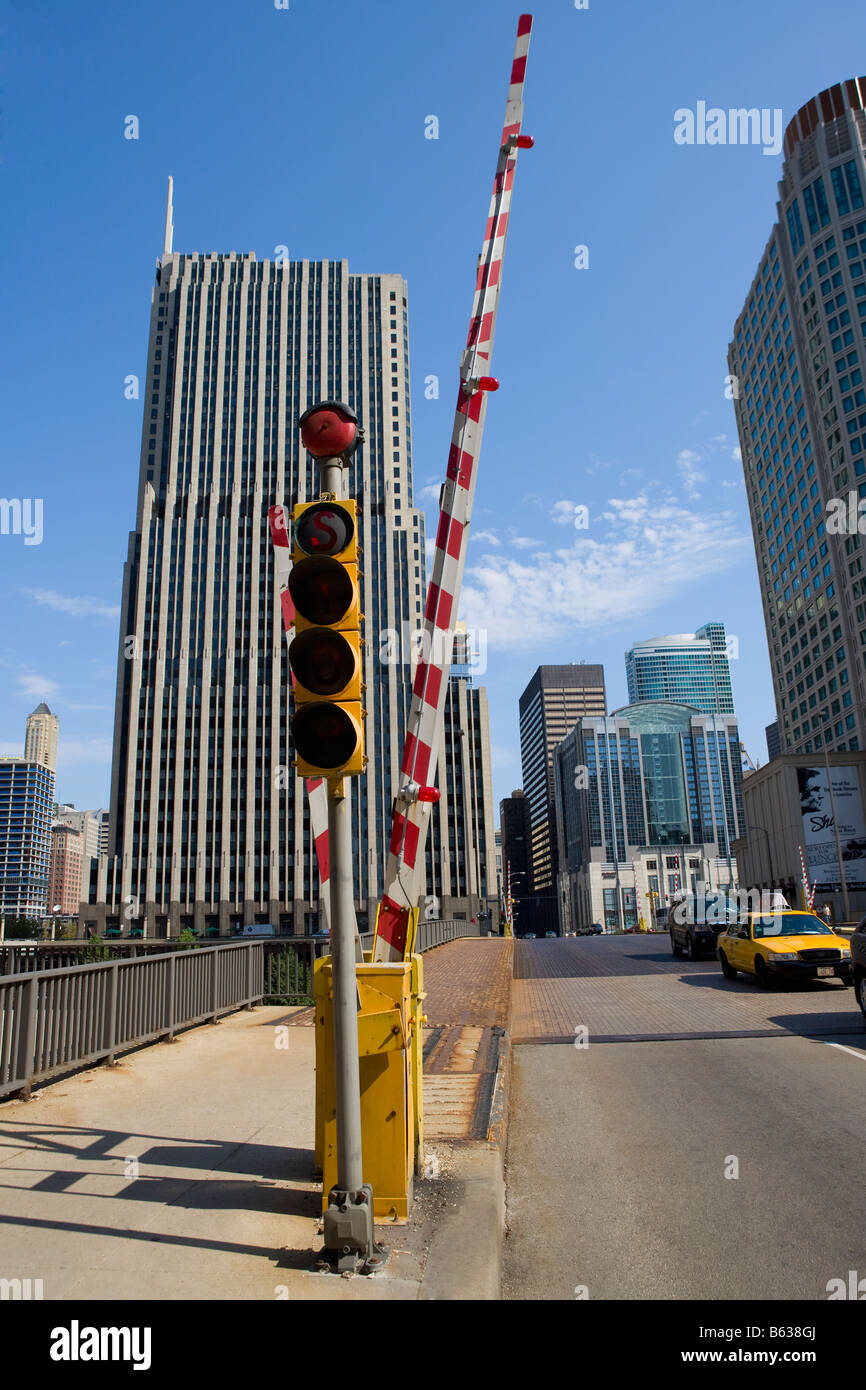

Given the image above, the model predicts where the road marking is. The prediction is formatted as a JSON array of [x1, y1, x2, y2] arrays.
[[824, 1041, 866, 1062]]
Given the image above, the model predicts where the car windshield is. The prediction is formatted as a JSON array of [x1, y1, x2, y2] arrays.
[[752, 913, 833, 938]]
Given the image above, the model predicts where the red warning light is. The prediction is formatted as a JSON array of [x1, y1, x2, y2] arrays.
[[299, 401, 360, 459]]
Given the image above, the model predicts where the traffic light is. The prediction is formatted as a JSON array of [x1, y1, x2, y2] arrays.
[[288, 498, 364, 778]]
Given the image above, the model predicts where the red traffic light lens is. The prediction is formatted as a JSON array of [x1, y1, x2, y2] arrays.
[[294, 503, 355, 558], [293, 703, 360, 771], [299, 407, 358, 458], [290, 629, 356, 696], [289, 556, 354, 626]]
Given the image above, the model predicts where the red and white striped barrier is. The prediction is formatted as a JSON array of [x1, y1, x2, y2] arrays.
[[373, 15, 534, 963]]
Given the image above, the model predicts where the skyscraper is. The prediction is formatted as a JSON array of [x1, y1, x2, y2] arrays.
[[87, 189, 428, 936], [765, 720, 781, 761], [0, 707, 57, 918], [728, 78, 866, 756], [426, 625, 497, 925], [49, 823, 83, 916], [625, 624, 734, 714], [25, 703, 59, 771], [499, 788, 532, 929], [518, 664, 606, 925], [553, 702, 743, 932]]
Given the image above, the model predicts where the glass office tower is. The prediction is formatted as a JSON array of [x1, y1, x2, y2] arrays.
[[728, 78, 866, 756], [625, 624, 734, 715]]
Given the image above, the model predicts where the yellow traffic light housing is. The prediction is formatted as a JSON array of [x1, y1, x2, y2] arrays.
[[289, 499, 365, 778]]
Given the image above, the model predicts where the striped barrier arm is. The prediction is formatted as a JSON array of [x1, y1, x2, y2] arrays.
[[373, 14, 534, 962]]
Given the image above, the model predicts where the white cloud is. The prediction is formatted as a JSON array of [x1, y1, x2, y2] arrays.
[[17, 674, 61, 700], [585, 455, 619, 476], [418, 477, 442, 504], [676, 448, 707, 498], [0, 741, 22, 758], [509, 533, 539, 550], [731, 446, 742, 462], [550, 500, 578, 525], [56, 738, 113, 770], [22, 589, 120, 621], [460, 492, 750, 650], [470, 529, 501, 546]]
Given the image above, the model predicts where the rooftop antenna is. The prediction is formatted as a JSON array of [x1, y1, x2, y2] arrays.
[[163, 175, 174, 258]]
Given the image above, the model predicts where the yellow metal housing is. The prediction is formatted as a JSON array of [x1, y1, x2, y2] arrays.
[[291, 498, 358, 564], [314, 950, 425, 1222], [292, 701, 364, 778]]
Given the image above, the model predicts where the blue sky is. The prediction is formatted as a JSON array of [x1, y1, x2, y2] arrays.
[[3, 0, 866, 813]]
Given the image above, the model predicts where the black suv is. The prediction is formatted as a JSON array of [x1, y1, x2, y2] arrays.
[[851, 916, 866, 1019], [670, 909, 722, 960]]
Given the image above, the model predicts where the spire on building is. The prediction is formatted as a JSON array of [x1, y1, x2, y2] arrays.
[[163, 175, 174, 259]]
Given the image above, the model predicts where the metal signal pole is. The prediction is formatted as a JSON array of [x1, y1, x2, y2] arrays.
[[294, 402, 381, 1273]]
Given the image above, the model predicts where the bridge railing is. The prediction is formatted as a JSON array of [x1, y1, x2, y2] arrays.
[[261, 919, 484, 1003], [0, 941, 263, 1101]]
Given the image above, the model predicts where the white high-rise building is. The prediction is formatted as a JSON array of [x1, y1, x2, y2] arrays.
[[729, 78, 866, 755], [24, 703, 59, 771], [86, 187, 494, 936]]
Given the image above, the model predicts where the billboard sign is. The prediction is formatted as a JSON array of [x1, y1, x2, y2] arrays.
[[797, 765, 866, 892]]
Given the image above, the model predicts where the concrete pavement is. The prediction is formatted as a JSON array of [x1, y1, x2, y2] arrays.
[[0, 937, 514, 1301], [504, 935, 866, 1300], [512, 932, 861, 1042]]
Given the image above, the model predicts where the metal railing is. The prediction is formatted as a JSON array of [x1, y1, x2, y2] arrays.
[[0, 941, 263, 1100], [0, 939, 222, 975], [261, 919, 483, 1003]]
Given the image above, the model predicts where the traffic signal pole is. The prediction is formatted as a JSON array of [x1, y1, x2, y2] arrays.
[[292, 402, 382, 1272], [317, 446, 366, 1244]]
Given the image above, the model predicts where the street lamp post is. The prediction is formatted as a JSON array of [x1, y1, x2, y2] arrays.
[[747, 824, 775, 891]]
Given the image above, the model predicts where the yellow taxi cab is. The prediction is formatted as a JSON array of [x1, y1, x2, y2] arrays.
[[717, 909, 852, 989]]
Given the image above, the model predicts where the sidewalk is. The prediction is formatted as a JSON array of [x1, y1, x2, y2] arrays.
[[0, 937, 513, 1301]]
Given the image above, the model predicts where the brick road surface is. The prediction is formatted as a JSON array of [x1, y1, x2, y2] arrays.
[[421, 938, 513, 1029], [512, 935, 860, 1043]]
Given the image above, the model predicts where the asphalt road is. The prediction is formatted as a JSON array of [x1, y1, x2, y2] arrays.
[[503, 935, 866, 1300]]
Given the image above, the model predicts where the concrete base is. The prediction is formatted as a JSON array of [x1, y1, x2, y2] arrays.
[[0, 1003, 508, 1301]]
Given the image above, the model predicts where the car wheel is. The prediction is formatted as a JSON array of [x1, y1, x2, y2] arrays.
[[670, 931, 682, 957], [719, 950, 737, 980], [755, 956, 773, 989], [683, 934, 694, 960], [857, 972, 866, 1021]]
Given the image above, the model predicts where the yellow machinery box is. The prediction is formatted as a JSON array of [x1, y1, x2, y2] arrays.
[[313, 951, 425, 1223]]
